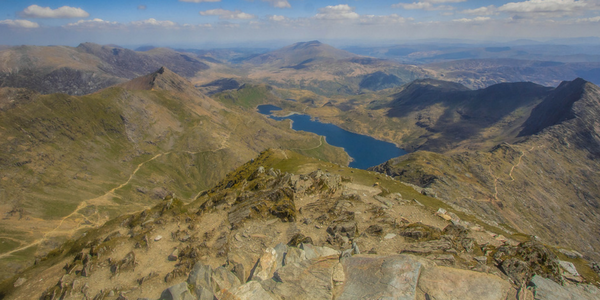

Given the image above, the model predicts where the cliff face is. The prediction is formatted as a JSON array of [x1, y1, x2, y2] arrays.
[[371, 79, 600, 262]]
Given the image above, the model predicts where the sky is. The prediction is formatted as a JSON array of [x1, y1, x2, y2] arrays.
[[1, 0, 600, 47]]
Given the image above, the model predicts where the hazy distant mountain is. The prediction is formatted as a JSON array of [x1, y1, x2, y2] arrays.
[[0, 43, 213, 95], [243, 40, 357, 68]]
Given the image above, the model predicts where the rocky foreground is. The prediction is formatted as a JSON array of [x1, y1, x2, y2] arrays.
[[3, 150, 600, 299]]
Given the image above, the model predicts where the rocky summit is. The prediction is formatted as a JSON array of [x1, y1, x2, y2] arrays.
[[2, 149, 599, 299]]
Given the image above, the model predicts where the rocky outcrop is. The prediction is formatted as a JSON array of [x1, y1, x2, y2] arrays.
[[7, 162, 600, 299]]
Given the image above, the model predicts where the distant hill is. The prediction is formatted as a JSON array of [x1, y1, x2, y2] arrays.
[[243, 40, 357, 68], [0, 43, 213, 95]]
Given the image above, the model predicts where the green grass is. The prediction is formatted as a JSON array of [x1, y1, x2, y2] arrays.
[[0, 239, 22, 255], [215, 84, 280, 108]]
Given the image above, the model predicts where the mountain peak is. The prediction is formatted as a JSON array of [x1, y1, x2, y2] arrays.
[[119, 66, 192, 93], [244, 40, 356, 66], [519, 78, 591, 136]]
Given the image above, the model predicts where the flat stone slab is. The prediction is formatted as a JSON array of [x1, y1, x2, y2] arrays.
[[272, 256, 338, 300], [531, 275, 600, 300], [418, 266, 512, 300], [337, 255, 421, 300]]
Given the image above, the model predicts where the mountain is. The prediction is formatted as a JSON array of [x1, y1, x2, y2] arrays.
[[0, 43, 213, 95], [2, 149, 599, 299], [236, 41, 427, 95], [0, 67, 348, 282], [305, 78, 551, 153], [425, 58, 600, 89], [371, 78, 600, 261], [243, 40, 357, 68]]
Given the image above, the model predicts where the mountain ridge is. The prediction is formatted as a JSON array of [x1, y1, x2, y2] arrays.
[[371, 78, 600, 261]]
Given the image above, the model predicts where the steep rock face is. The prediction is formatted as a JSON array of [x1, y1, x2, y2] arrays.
[[519, 78, 588, 136], [371, 79, 600, 261]]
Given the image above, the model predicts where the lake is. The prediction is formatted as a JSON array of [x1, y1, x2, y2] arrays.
[[257, 104, 407, 169]]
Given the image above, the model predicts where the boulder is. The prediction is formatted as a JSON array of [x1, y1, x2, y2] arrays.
[[530, 275, 600, 300], [559, 260, 580, 277], [273, 243, 288, 270], [250, 248, 278, 281], [337, 255, 422, 300], [187, 263, 215, 299], [213, 266, 241, 293], [283, 247, 306, 265], [272, 256, 338, 299], [299, 243, 340, 260], [418, 266, 513, 300], [220, 281, 276, 300], [160, 282, 195, 300]]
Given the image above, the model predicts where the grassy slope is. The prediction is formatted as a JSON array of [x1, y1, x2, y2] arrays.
[[0, 81, 349, 281]]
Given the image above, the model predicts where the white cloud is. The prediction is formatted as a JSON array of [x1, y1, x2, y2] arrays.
[[359, 14, 412, 25], [453, 16, 491, 22], [200, 9, 256, 20], [131, 18, 178, 27], [425, 0, 466, 2], [263, 0, 291, 8], [269, 15, 287, 21], [392, 0, 465, 10], [19, 5, 89, 18], [461, 5, 498, 15], [499, 0, 588, 14], [64, 18, 120, 28], [315, 4, 360, 20], [180, 0, 221, 2], [576, 16, 600, 22], [0, 19, 39, 28]]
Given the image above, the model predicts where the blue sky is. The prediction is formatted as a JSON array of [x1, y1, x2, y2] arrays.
[[1, 0, 600, 47]]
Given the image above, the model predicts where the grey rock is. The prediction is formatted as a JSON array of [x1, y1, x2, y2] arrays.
[[352, 241, 360, 255], [283, 247, 306, 266], [223, 281, 276, 300], [168, 248, 179, 261], [160, 282, 195, 300], [213, 266, 241, 293], [273, 243, 288, 270], [559, 260, 580, 277], [13, 277, 26, 288], [272, 256, 338, 299], [188, 263, 214, 297], [250, 247, 278, 281], [558, 249, 583, 259], [337, 255, 421, 300], [474, 256, 488, 264], [419, 266, 512, 300], [384, 233, 397, 240], [374, 195, 394, 208], [531, 275, 600, 300]]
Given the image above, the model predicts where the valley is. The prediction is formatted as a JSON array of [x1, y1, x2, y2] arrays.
[[1, 39, 600, 299]]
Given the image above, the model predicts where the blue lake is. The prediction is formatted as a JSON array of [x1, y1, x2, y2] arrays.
[[257, 104, 407, 169]]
